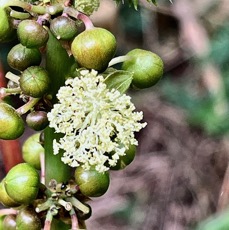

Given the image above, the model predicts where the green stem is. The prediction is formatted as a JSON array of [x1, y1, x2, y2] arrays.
[[66, 197, 90, 214], [5, 72, 19, 84], [10, 10, 30, 19], [44, 128, 71, 184], [108, 55, 132, 67], [1, 0, 64, 15], [1, 0, 46, 14], [44, 29, 73, 185], [16, 97, 40, 115], [3, 87, 21, 94]]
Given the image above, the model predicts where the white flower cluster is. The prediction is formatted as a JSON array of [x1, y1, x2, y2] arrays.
[[47, 69, 146, 172]]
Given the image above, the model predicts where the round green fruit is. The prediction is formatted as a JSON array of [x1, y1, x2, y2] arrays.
[[20, 66, 50, 98], [2, 215, 17, 230], [16, 207, 42, 230], [4, 163, 40, 204], [111, 145, 136, 170], [0, 215, 6, 230], [0, 103, 24, 140], [17, 20, 49, 48], [71, 27, 116, 71], [122, 49, 164, 89], [74, 166, 110, 197], [0, 8, 16, 43], [22, 133, 44, 170], [0, 180, 19, 207], [7, 44, 42, 71], [50, 16, 78, 40], [26, 111, 49, 131]]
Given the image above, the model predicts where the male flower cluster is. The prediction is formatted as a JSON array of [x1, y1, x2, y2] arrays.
[[47, 70, 146, 172]]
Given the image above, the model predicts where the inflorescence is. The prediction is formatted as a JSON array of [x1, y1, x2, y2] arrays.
[[47, 69, 146, 172]]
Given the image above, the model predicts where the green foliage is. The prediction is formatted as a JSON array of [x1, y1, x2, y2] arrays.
[[161, 22, 229, 136], [195, 208, 229, 230], [104, 69, 133, 93]]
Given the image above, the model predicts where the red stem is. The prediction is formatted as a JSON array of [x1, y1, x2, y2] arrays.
[[0, 209, 18, 216], [77, 13, 94, 30], [71, 213, 79, 230], [44, 220, 51, 230], [0, 61, 23, 173]]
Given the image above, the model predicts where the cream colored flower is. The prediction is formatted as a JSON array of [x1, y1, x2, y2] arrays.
[[47, 69, 146, 172]]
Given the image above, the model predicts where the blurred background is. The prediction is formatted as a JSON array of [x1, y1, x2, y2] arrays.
[[1, 0, 229, 229]]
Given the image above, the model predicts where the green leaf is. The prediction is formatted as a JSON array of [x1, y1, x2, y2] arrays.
[[104, 70, 133, 94]]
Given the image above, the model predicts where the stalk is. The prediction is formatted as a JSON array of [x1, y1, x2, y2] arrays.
[[44, 30, 75, 185]]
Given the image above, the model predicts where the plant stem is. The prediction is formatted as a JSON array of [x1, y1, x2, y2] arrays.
[[44, 29, 73, 185], [40, 152, 45, 184], [64, 7, 94, 29], [0, 61, 23, 172], [2, 0, 64, 15], [44, 128, 71, 184], [0, 209, 18, 216], [5, 72, 19, 84], [2, 0, 46, 14], [67, 197, 90, 214], [2, 87, 21, 95], [108, 55, 132, 67], [10, 10, 30, 19], [70, 208, 79, 230], [16, 97, 40, 115]]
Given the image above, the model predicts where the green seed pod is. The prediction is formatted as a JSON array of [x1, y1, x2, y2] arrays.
[[4, 163, 40, 204], [20, 66, 50, 98], [0, 102, 25, 140], [0, 8, 16, 43], [16, 207, 42, 230], [50, 16, 78, 40], [110, 145, 136, 170], [22, 133, 44, 170], [0, 179, 20, 207], [7, 44, 42, 71], [71, 27, 116, 71], [2, 215, 17, 230], [26, 111, 49, 131], [0, 215, 6, 230], [74, 166, 110, 197], [122, 49, 164, 89], [17, 20, 49, 48]]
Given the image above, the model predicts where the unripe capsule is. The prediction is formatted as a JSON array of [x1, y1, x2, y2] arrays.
[[7, 44, 42, 71], [0, 180, 19, 207], [22, 133, 44, 170], [4, 163, 40, 204], [71, 27, 116, 71], [0, 8, 16, 43], [20, 66, 50, 98], [16, 207, 42, 230], [26, 111, 49, 131], [122, 49, 164, 88], [17, 20, 49, 48], [0, 102, 24, 140], [2, 215, 17, 230], [110, 145, 136, 170], [50, 16, 78, 40], [74, 166, 110, 197]]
